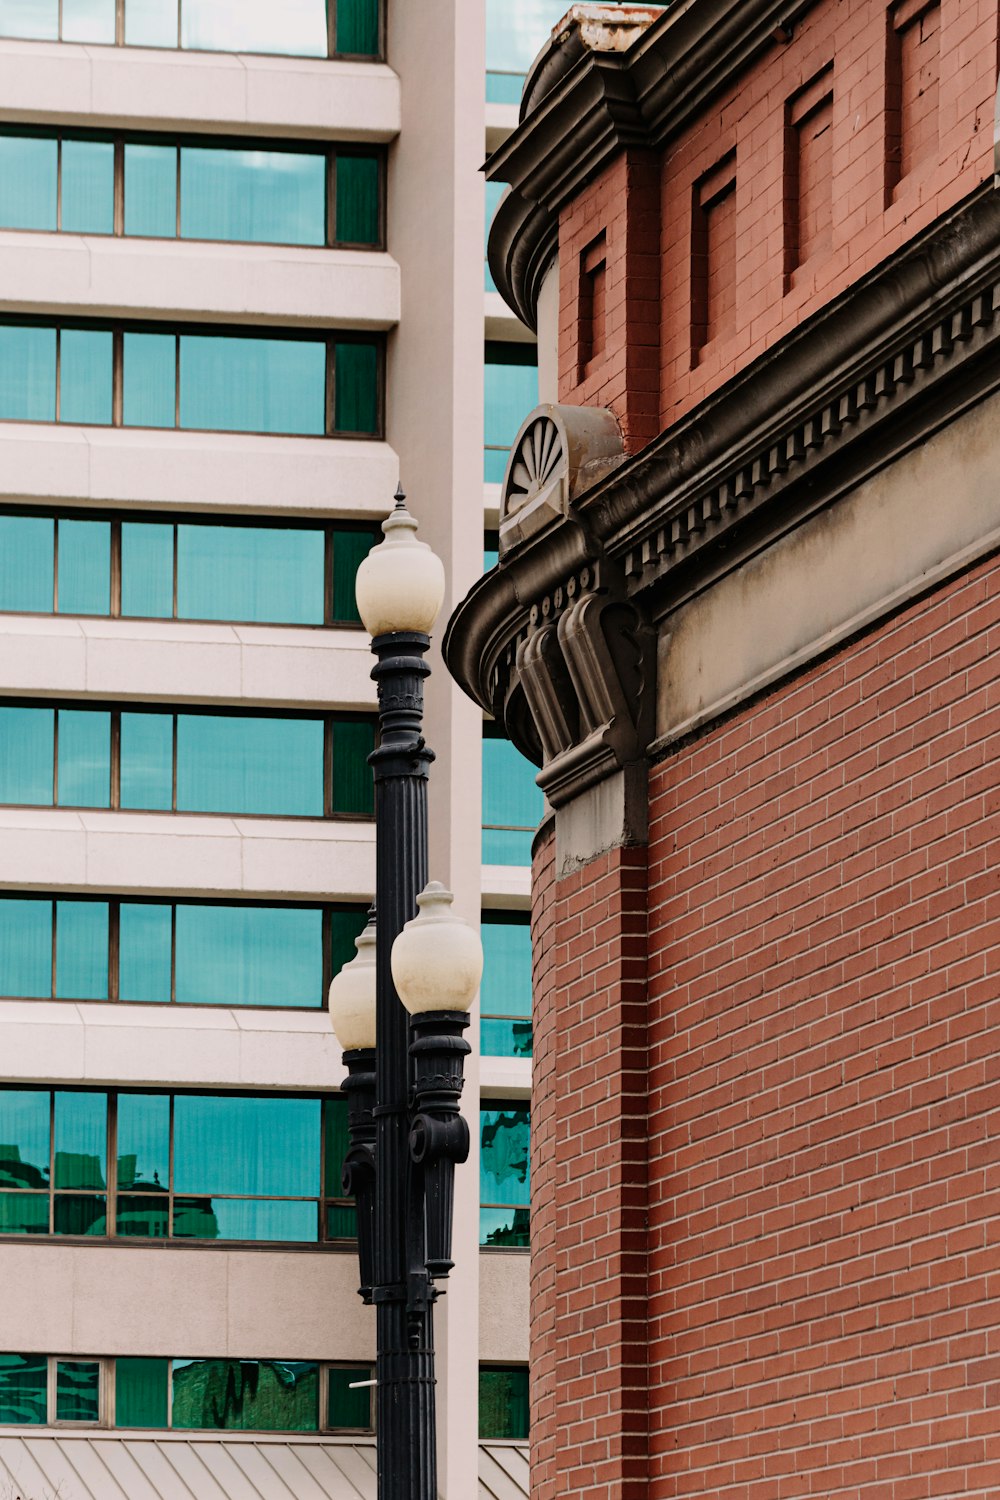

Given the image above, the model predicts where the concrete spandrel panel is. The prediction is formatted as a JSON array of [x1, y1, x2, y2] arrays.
[[72, 1247, 230, 1356], [242, 57, 400, 141], [0, 233, 400, 331], [237, 822, 376, 902], [0, 817, 88, 889], [480, 1055, 532, 1098], [0, 621, 88, 693], [481, 865, 532, 903], [224, 1251, 374, 1360], [479, 1251, 530, 1362], [0, 424, 399, 517]]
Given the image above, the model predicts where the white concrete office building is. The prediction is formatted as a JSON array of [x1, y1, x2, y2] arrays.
[[0, 0, 562, 1494]]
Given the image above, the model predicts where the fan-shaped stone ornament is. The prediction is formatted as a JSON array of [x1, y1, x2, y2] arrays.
[[498, 403, 624, 559]]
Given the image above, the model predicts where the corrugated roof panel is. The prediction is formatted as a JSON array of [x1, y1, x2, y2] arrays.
[[0, 1434, 527, 1500]]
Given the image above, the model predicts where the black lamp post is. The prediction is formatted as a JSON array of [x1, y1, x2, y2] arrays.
[[329, 490, 483, 1500]]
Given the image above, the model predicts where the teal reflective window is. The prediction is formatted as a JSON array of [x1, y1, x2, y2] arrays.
[[62, 0, 115, 42], [481, 912, 532, 1058], [0, 1089, 50, 1189], [0, 1355, 47, 1424], [181, 146, 325, 247], [335, 154, 379, 245], [173, 1092, 317, 1190], [61, 139, 114, 233], [485, 180, 504, 292], [60, 328, 113, 425], [55, 1360, 101, 1421], [124, 0, 175, 46], [173, 1197, 316, 1241], [116, 1357, 169, 1428], [480, 1105, 530, 1248], [485, 342, 537, 483], [119, 713, 173, 810], [181, 0, 327, 55], [0, 1193, 49, 1232], [57, 709, 111, 808], [124, 144, 177, 237], [122, 331, 176, 428], [328, 1367, 372, 1430], [482, 726, 542, 865], [0, 133, 57, 229], [55, 901, 109, 1000], [0, 901, 51, 999], [0, 325, 55, 421], [179, 334, 326, 435], [0, 0, 57, 38], [121, 522, 173, 618], [0, 516, 53, 612], [174, 904, 323, 1008], [172, 1359, 319, 1430], [58, 519, 111, 615], [116, 1093, 169, 1191], [119, 905, 172, 1003], [54, 1091, 107, 1190], [479, 1366, 529, 1440], [336, 0, 379, 55], [0, 706, 53, 805], [175, 713, 324, 817], [334, 340, 378, 435], [176, 524, 324, 625]]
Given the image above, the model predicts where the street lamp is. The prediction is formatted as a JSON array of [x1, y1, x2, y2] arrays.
[[328, 487, 482, 1500]]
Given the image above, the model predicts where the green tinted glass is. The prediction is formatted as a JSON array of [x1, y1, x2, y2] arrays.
[[0, 1355, 47, 1424], [116, 1195, 169, 1238], [480, 1105, 530, 1248], [479, 1366, 529, 1440], [484, 342, 537, 483], [123, 332, 176, 428], [333, 340, 378, 434], [323, 1098, 350, 1198], [481, 912, 532, 1058], [181, 0, 327, 55], [62, 0, 115, 43], [331, 529, 373, 625], [327, 1367, 372, 1429], [124, 0, 176, 47], [336, 0, 379, 54], [482, 729, 542, 865], [54, 1193, 107, 1235], [335, 155, 379, 245], [116, 1357, 169, 1428], [182, 146, 325, 247], [0, 324, 56, 421], [56, 1360, 100, 1422], [173, 1197, 317, 1242], [173, 1094, 319, 1198], [0, 1192, 49, 1234], [328, 909, 368, 992], [172, 1359, 319, 1431], [331, 719, 374, 816]]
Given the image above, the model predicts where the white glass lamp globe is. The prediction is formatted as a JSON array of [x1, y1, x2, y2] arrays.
[[355, 488, 446, 637], [328, 916, 377, 1050], [391, 882, 484, 1016]]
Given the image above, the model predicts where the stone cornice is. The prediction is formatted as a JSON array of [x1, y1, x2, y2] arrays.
[[445, 187, 1000, 791], [487, 0, 820, 326]]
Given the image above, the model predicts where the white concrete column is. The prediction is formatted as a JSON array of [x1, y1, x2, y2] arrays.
[[386, 3, 486, 1494]]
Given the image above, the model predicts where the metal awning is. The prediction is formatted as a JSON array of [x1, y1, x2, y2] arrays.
[[0, 1431, 529, 1499]]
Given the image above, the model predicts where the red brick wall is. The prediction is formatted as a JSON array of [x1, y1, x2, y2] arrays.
[[530, 820, 650, 1500], [645, 548, 1000, 1498], [556, 0, 997, 430]]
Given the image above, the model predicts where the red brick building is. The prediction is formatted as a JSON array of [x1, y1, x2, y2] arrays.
[[446, 3, 1000, 1497]]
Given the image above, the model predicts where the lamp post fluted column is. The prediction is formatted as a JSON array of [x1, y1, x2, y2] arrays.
[[328, 488, 482, 1500], [369, 626, 436, 1500]]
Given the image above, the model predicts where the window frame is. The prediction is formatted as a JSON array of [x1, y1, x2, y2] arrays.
[[0, 697, 375, 820], [0, 893, 365, 1010], [0, 505, 375, 628], [0, 0, 384, 62], [0, 1086, 356, 1242], [0, 314, 383, 440]]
